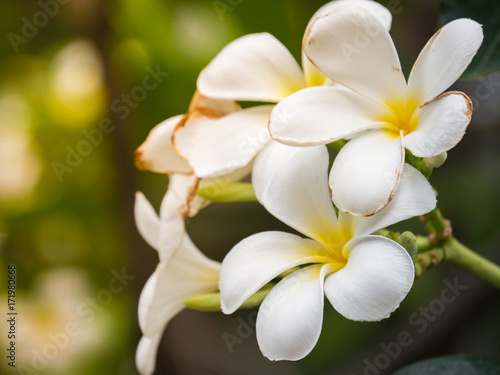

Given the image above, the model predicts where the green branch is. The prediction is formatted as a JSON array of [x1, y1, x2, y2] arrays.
[[444, 237, 500, 290], [419, 206, 500, 289]]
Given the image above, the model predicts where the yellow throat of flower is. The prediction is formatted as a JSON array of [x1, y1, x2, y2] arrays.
[[380, 97, 420, 137], [315, 227, 352, 272]]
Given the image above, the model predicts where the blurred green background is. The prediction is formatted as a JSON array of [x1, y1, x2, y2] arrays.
[[0, 0, 499, 374]]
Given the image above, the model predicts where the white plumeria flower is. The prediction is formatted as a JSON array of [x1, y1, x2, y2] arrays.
[[134, 190, 220, 375], [135, 91, 248, 216], [219, 143, 436, 361], [269, 5, 483, 216], [174, 0, 392, 179], [134, 91, 251, 373]]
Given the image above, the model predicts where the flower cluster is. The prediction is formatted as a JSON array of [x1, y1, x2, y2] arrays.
[[134, 0, 482, 373]]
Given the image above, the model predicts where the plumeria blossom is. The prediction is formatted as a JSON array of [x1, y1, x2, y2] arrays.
[[269, 5, 483, 216], [219, 144, 436, 361], [134, 79, 254, 375], [173, 0, 392, 180], [135, 90, 248, 216], [134, 190, 220, 375]]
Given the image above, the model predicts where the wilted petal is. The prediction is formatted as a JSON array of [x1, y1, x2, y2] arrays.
[[188, 90, 240, 115], [173, 105, 273, 179], [136, 334, 162, 375], [408, 19, 483, 104], [405, 92, 473, 157], [198, 33, 306, 102], [354, 164, 436, 236], [259, 145, 339, 246], [220, 231, 325, 314], [330, 130, 405, 216], [135, 115, 192, 175], [139, 234, 220, 337], [134, 192, 159, 250], [269, 85, 388, 146], [257, 264, 333, 361], [325, 235, 414, 321], [304, 5, 406, 103]]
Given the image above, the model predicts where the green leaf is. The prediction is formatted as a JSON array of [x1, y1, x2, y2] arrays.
[[440, 0, 500, 78], [393, 355, 500, 375]]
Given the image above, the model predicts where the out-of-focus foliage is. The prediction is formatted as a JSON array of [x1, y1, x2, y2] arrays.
[[440, 0, 500, 78], [393, 355, 500, 374]]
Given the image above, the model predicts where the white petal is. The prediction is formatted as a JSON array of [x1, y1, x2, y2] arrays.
[[354, 164, 436, 236], [325, 235, 414, 321], [256, 264, 332, 361], [188, 90, 240, 115], [136, 334, 162, 375], [302, 51, 328, 87], [307, 0, 392, 31], [405, 92, 473, 157], [135, 115, 193, 174], [259, 144, 339, 246], [408, 19, 483, 104], [139, 234, 220, 336], [252, 140, 305, 202], [159, 173, 199, 218], [219, 231, 325, 314], [269, 85, 388, 146], [304, 4, 406, 103], [198, 33, 306, 102], [330, 130, 405, 216], [184, 193, 209, 218], [134, 192, 159, 250], [173, 105, 273, 179], [156, 174, 198, 262], [303, 0, 393, 89]]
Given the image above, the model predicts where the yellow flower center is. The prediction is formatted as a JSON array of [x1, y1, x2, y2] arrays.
[[380, 97, 420, 137], [314, 227, 352, 272]]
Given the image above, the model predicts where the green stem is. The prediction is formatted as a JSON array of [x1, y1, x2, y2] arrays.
[[416, 235, 432, 252], [424, 207, 448, 234], [414, 247, 445, 278], [184, 284, 273, 312], [444, 237, 500, 290], [406, 150, 433, 178], [197, 182, 257, 203]]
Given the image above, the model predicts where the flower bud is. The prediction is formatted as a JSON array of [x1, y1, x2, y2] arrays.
[[398, 231, 418, 257], [423, 152, 448, 169]]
